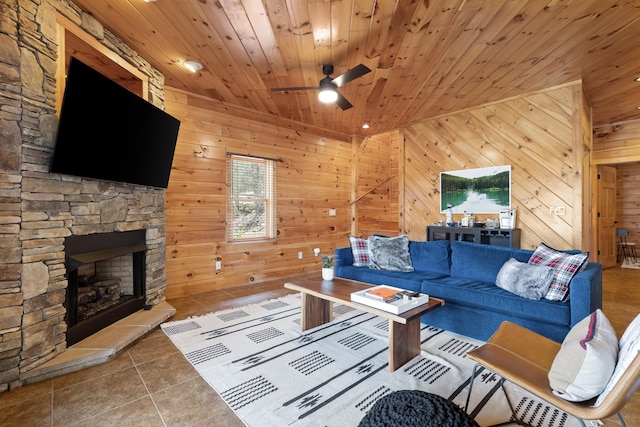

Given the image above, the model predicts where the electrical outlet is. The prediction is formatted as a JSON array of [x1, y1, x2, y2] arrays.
[[298, 251, 303, 259], [557, 205, 566, 216], [329, 208, 336, 217], [215, 261, 221, 270]]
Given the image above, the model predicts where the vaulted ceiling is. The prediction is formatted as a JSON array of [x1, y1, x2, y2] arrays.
[[72, 0, 640, 136]]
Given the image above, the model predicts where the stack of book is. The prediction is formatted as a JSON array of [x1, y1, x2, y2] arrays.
[[350, 285, 429, 314]]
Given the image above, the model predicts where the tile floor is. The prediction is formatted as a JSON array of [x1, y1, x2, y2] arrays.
[[0, 268, 638, 426]]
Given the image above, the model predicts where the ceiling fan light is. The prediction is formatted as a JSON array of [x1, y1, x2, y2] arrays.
[[319, 88, 338, 103], [318, 78, 338, 103]]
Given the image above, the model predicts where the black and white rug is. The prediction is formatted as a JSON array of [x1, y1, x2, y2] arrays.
[[621, 257, 640, 269], [161, 294, 586, 426]]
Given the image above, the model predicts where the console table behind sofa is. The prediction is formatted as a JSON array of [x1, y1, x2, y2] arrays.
[[427, 226, 521, 249]]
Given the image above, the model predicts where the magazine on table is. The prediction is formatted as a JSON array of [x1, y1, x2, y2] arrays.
[[351, 285, 429, 314]]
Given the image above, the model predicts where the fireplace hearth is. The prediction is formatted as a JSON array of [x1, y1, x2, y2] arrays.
[[64, 230, 147, 346]]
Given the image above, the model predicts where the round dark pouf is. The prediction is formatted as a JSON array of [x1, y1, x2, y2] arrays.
[[358, 390, 479, 427]]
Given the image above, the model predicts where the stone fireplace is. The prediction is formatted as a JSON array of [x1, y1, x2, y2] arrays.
[[0, 0, 174, 392], [64, 230, 148, 346]]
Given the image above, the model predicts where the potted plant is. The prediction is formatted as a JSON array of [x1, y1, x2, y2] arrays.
[[321, 254, 334, 281]]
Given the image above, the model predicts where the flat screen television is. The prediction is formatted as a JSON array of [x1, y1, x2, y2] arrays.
[[50, 57, 180, 189]]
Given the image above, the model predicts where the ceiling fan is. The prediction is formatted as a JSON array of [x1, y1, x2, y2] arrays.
[[270, 63, 371, 110]]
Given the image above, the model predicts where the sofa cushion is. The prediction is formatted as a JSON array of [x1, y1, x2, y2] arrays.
[[348, 236, 371, 267], [510, 247, 538, 263], [528, 242, 589, 301], [450, 242, 517, 283], [369, 235, 414, 272], [495, 258, 555, 300], [338, 265, 447, 293], [409, 240, 450, 275], [549, 309, 618, 402], [422, 276, 570, 326]]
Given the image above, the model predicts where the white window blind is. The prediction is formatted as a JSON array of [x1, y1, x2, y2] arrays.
[[226, 154, 277, 241]]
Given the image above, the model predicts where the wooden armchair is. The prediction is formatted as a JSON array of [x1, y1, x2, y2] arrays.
[[464, 320, 640, 427]]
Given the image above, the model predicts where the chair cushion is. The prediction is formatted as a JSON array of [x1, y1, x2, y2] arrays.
[[595, 313, 640, 406], [528, 242, 589, 301], [348, 236, 371, 267], [548, 309, 618, 402], [495, 258, 555, 300], [368, 235, 414, 272]]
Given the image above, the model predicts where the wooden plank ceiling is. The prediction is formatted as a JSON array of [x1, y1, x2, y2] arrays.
[[71, 0, 640, 136]]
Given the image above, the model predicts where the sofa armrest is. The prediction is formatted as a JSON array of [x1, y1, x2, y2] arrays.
[[568, 262, 603, 327], [334, 247, 353, 276]]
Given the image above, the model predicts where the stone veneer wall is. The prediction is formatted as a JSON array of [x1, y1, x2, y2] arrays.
[[0, 0, 170, 391]]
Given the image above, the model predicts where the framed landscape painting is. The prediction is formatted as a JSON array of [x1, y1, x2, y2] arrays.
[[440, 165, 511, 213]]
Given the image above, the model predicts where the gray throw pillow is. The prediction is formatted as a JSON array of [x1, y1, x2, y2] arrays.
[[368, 235, 414, 272], [495, 257, 555, 300]]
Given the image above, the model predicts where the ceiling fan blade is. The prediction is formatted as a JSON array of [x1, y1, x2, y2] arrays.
[[331, 64, 371, 87], [335, 91, 353, 110], [270, 86, 319, 92]]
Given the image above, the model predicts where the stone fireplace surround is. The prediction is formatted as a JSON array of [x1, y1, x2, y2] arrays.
[[0, 0, 176, 391], [64, 229, 148, 347], [13, 187, 174, 389]]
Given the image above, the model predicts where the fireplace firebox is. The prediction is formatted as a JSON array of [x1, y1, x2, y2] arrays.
[[64, 230, 147, 346]]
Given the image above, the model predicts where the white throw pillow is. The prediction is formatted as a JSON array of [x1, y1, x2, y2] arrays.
[[594, 313, 640, 406], [548, 309, 618, 402]]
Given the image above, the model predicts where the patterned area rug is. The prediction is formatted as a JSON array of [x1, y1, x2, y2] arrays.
[[621, 257, 640, 269], [162, 294, 586, 427]]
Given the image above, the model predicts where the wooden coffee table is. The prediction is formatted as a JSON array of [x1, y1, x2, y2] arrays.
[[284, 277, 444, 371]]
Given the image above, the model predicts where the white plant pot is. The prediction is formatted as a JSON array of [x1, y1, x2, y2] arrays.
[[322, 267, 334, 281]]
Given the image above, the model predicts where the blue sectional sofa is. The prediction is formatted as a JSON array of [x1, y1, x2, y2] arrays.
[[335, 240, 602, 342]]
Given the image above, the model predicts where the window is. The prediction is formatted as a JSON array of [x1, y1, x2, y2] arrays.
[[226, 154, 277, 241]]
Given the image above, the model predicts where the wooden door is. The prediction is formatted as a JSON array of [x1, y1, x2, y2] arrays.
[[597, 165, 617, 268]]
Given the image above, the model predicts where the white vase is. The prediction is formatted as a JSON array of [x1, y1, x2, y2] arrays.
[[322, 267, 334, 281]]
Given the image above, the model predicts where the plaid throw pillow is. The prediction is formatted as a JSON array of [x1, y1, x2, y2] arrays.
[[348, 236, 371, 267], [528, 243, 589, 301]]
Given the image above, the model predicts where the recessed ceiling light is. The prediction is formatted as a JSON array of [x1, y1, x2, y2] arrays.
[[636, 77, 640, 82], [362, 123, 370, 129], [183, 60, 203, 73], [144, 0, 157, 3]]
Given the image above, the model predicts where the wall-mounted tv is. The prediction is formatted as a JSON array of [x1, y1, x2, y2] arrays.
[[50, 57, 180, 189]]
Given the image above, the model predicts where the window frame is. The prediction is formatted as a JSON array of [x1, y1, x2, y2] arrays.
[[226, 154, 277, 242]]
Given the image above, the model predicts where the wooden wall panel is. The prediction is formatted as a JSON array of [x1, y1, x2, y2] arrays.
[[593, 119, 640, 245], [162, 80, 624, 298], [403, 83, 589, 250], [163, 89, 355, 298], [351, 131, 400, 238], [593, 120, 640, 164], [616, 162, 640, 244]]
